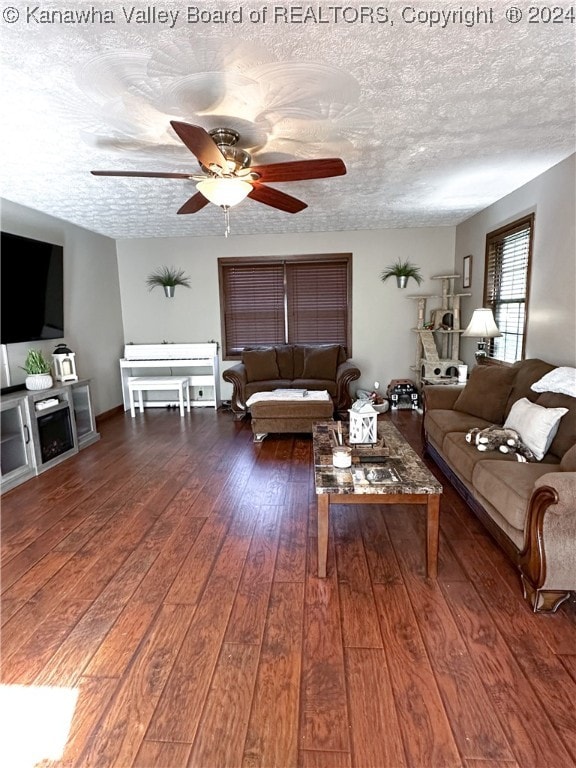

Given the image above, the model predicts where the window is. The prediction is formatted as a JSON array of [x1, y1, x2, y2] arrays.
[[484, 214, 534, 363], [218, 254, 352, 359]]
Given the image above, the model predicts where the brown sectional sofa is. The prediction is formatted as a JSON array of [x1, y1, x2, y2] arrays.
[[223, 344, 361, 419], [423, 359, 576, 613]]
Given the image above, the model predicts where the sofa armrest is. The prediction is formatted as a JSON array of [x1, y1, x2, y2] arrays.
[[422, 384, 462, 411], [222, 363, 248, 418], [519, 471, 576, 612], [335, 361, 361, 415]]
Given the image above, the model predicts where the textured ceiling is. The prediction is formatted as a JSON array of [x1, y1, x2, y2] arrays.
[[1, 2, 574, 239]]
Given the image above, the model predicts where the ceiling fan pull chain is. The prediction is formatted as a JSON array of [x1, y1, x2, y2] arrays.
[[223, 205, 231, 237]]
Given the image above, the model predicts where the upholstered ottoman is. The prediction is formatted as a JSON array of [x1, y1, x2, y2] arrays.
[[246, 391, 334, 442]]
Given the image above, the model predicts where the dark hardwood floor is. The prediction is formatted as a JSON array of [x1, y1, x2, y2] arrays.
[[1, 406, 575, 768]]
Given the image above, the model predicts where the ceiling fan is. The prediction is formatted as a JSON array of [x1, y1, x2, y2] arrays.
[[91, 121, 347, 235]]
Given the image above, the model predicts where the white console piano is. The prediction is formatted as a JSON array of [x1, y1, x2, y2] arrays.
[[119, 343, 220, 411]]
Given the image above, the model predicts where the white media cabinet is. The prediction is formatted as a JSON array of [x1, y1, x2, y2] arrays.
[[119, 343, 221, 411], [0, 378, 100, 494]]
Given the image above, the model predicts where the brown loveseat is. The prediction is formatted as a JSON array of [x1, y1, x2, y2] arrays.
[[223, 344, 361, 419], [423, 359, 576, 613]]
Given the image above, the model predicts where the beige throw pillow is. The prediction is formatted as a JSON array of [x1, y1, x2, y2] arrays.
[[504, 397, 569, 461]]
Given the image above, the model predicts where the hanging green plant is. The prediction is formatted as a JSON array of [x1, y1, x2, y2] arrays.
[[380, 259, 423, 288], [146, 266, 192, 297]]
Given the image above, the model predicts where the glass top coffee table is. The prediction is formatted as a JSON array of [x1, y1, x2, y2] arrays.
[[313, 420, 443, 578]]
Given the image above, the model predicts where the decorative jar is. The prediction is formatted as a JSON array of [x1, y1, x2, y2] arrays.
[[332, 445, 352, 468]]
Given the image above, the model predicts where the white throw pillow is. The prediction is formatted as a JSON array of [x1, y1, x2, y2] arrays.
[[531, 367, 576, 397], [504, 397, 569, 461]]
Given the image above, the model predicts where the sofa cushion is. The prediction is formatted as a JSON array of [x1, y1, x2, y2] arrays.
[[423, 385, 463, 411], [242, 348, 280, 382], [534, 392, 576, 460], [504, 397, 569, 461], [442, 431, 525, 484], [275, 345, 294, 379], [504, 358, 555, 417], [453, 364, 516, 424], [245, 380, 292, 399], [424, 409, 490, 451], [561, 444, 576, 471], [302, 345, 340, 380], [472, 460, 557, 533], [293, 345, 306, 378], [293, 344, 346, 378]]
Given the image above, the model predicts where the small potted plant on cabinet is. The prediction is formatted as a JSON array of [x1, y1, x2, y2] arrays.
[[22, 349, 53, 390], [380, 259, 424, 288], [146, 266, 192, 297]]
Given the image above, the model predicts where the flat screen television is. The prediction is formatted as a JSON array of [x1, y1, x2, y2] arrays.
[[1, 231, 64, 344]]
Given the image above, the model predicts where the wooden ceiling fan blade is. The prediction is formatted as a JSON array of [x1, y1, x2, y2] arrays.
[[177, 192, 210, 215], [170, 121, 228, 171], [248, 184, 307, 213], [91, 171, 192, 178], [249, 158, 346, 183]]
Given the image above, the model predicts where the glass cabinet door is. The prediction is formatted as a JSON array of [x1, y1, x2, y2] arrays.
[[70, 380, 100, 448], [1, 398, 35, 491]]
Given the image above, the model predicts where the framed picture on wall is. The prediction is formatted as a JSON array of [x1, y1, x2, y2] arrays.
[[463, 254, 472, 289]]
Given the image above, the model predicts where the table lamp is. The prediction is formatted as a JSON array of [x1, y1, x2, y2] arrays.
[[462, 308, 502, 360]]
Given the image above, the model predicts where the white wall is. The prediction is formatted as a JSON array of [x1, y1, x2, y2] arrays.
[[455, 154, 576, 368], [1, 199, 124, 414], [4, 154, 572, 415], [116, 227, 456, 400]]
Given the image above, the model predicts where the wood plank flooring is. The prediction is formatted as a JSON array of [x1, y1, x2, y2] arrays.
[[1, 407, 575, 768]]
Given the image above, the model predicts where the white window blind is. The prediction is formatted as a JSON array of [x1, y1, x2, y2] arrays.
[[484, 215, 533, 363]]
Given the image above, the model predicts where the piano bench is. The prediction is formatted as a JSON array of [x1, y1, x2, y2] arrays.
[[128, 376, 191, 417]]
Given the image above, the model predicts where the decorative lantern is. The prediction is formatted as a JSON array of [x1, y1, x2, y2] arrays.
[[52, 343, 78, 382], [348, 400, 378, 444]]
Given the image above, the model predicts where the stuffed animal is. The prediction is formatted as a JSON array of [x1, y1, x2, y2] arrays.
[[466, 425, 535, 462]]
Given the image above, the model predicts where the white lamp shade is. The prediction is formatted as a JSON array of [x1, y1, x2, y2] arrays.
[[196, 178, 252, 207], [462, 308, 502, 338]]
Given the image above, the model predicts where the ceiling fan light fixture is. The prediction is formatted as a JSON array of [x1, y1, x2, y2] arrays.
[[196, 177, 252, 207], [201, 146, 252, 175], [91, 122, 346, 226]]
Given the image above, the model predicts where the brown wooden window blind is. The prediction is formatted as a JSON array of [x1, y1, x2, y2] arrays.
[[286, 260, 349, 345], [219, 254, 352, 359], [220, 262, 285, 356], [484, 214, 534, 363]]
